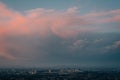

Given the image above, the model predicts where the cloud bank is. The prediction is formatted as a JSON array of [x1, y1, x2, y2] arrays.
[[0, 2, 120, 66], [0, 2, 120, 38]]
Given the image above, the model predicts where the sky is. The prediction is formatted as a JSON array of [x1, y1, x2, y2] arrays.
[[0, 0, 120, 68]]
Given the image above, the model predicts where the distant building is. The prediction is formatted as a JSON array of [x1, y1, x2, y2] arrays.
[[29, 70, 37, 74], [48, 69, 51, 73]]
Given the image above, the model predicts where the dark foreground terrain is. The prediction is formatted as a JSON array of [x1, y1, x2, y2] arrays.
[[0, 68, 120, 80]]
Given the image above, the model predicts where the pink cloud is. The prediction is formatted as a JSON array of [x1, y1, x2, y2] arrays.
[[0, 2, 13, 18], [0, 43, 15, 60], [84, 9, 120, 18], [83, 9, 120, 24], [1, 2, 120, 38], [0, 2, 120, 59], [67, 6, 78, 14], [0, 52, 15, 60]]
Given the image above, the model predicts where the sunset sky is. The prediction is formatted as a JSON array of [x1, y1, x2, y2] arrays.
[[0, 0, 120, 68]]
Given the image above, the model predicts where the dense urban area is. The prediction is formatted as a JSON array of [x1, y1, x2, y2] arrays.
[[0, 68, 120, 80]]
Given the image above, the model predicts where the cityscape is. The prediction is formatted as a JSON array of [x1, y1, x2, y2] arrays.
[[0, 67, 120, 80], [0, 0, 120, 80]]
